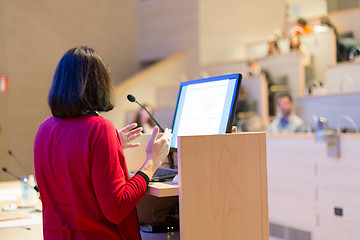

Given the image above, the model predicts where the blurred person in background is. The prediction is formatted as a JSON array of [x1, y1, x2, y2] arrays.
[[248, 60, 275, 116], [133, 104, 155, 134], [291, 17, 313, 36], [266, 93, 306, 133], [268, 40, 280, 55], [289, 35, 312, 66]]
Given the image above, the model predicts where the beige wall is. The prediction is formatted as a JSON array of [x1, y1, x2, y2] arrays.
[[139, 0, 287, 73], [0, 0, 139, 181], [0, 3, 7, 172], [139, 0, 199, 79], [285, 0, 327, 22], [200, 0, 286, 65]]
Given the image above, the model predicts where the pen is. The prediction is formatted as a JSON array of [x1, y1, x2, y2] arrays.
[[0, 216, 30, 222]]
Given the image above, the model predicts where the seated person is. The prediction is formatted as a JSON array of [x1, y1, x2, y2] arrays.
[[289, 35, 312, 66], [267, 93, 306, 133], [235, 86, 252, 115], [268, 40, 280, 55], [290, 17, 313, 36], [133, 104, 155, 133], [235, 87, 264, 132], [316, 16, 341, 62], [247, 60, 275, 116]]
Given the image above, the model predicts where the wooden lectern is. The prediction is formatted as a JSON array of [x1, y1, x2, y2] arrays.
[[177, 132, 269, 240]]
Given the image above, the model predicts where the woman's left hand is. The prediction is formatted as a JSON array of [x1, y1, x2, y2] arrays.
[[119, 123, 143, 149]]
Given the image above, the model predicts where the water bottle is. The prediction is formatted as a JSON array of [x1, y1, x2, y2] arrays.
[[27, 175, 38, 204], [21, 175, 29, 205], [318, 117, 328, 131], [315, 117, 328, 140]]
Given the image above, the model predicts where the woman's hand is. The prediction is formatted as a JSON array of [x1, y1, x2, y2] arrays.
[[146, 127, 172, 164], [118, 123, 143, 149], [140, 127, 172, 178]]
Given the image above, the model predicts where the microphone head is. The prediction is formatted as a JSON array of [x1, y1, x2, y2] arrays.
[[127, 94, 136, 103], [2, 167, 8, 172], [8, 150, 12, 155]]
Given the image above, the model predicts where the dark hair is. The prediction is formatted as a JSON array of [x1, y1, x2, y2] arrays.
[[289, 35, 301, 50], [268, 40, 279, 54], [320, 16, 332, 27], [277, 92, 293, 102], [320, 16, 338, 35], [48, 46, 114, 118], [297, 18, 307, 26]]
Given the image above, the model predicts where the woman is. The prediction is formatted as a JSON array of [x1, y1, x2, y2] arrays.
[[34, 46, 171, 239], [133, 104, 155, 134], [289, 35, 311, 66]]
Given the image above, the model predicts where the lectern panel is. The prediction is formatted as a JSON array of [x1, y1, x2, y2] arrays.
[[178, 132, 268, 240]]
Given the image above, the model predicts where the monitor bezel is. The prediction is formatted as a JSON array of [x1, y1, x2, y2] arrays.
[[169, 73, 243, 152]]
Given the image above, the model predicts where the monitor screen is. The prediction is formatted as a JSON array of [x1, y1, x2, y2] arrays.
[[170, 73, 242, 150]]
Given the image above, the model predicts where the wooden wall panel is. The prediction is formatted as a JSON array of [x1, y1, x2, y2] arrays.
[[178, 133, 269, 240]]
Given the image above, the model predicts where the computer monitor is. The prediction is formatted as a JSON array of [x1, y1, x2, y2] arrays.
[[170, 73, 242, 150]]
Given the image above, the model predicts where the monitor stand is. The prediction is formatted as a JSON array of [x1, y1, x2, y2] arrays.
[[167, 152, 175, 169]]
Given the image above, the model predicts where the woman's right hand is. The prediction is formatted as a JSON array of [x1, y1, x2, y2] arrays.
[[139, 126, 172, 178]]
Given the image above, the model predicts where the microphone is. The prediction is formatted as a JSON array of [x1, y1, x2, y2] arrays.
[[127, 94, 165, 132], [2, 167, 39, 193], [2, 167, 22, 181], [8, 150, 29, 173], [127, 94, 176, 168]]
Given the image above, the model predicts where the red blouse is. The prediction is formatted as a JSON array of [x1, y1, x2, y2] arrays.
[[34, 114, 148, 239]]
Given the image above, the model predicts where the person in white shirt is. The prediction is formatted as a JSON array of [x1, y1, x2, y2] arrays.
[[267, 93, 306, 134]]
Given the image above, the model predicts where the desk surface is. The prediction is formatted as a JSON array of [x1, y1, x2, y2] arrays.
[[0, 181, 43, 240], [148, 181, 179, 197]]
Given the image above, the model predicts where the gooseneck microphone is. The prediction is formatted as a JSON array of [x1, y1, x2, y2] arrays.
[[2, 167, 22, 181], [2, 167, 39, 193], [8, 150, 29, 173], [127, 94, 175, 168], [127, 94, 165, 132]]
